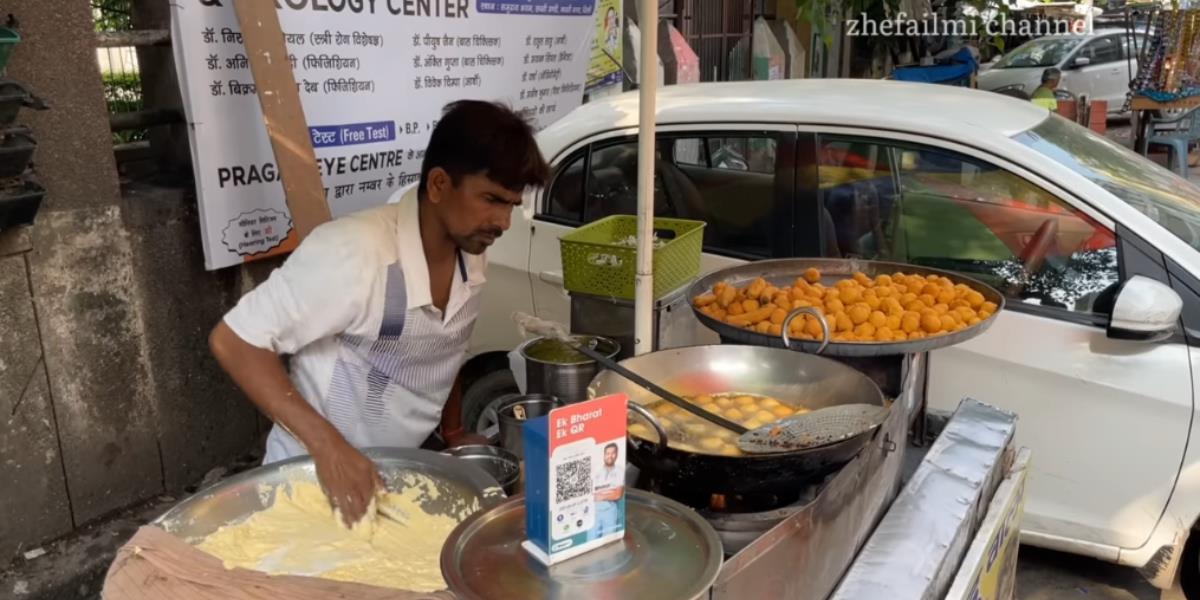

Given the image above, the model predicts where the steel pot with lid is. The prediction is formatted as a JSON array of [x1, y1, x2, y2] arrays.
[[518, 335, 620, 404]]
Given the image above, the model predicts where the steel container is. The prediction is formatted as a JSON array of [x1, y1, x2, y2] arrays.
[[518, 335, 620, 403], [496, 394, 563, 459]]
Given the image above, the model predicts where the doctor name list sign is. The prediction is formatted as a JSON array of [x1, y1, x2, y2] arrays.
[[171, 0, 596, 270]]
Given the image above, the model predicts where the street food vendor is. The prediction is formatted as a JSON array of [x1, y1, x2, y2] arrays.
[[208, 100, 549, 526]]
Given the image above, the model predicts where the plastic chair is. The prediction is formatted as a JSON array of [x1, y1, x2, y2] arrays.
[[1143, 107, 1200, 178]]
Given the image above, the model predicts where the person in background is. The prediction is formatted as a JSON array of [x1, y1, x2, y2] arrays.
[[208, 100, 549, 527], [1031, 68, 1061, 112]]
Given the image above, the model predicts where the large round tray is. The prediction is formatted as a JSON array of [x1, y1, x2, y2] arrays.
[[440, 489, 722, 600], [154, 447, 508, 542], [687, 258, 1006, 357]]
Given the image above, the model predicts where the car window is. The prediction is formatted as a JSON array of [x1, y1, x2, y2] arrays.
[[674, 139, 706, 167], [545, 151, 586, 222], [1017, 114, 1200, 252], [818, 135, 1119, 317], [1121, 34, 1145, 61], [542, 134, 781, 258], [993, 37, 1083, 68], [707, 138, 776, 173], [1080, 36, 1121, 64]]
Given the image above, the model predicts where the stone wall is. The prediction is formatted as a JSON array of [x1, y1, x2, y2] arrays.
[[0, 0, 264, 561]]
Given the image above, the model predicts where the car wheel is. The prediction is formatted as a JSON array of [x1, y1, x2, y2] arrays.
[[1180, 531, 1200, 599], [461, 369, 520, 443]]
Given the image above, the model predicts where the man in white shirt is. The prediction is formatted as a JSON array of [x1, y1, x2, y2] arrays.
[[209, 100, 548, 526]]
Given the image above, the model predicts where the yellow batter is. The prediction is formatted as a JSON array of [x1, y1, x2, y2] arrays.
[[195, 475, 475, 592]]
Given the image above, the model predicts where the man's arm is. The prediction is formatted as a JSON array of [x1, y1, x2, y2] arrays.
[[597, 486, 624, 501], [209, 321, 380, 525], [439, 375, 488, 447]]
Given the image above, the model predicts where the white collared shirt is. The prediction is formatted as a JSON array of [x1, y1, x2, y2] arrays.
[[224, 187, 487, 463], [595, 464, 623, 492]]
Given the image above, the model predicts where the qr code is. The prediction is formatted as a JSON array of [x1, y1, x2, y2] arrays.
[[554, 457, 593, 503]]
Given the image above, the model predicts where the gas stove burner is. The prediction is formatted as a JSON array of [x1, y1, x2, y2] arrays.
[[705, 491, 804, 513], [636, 475, 817, 514]]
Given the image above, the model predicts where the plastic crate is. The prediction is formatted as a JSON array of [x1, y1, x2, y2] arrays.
[[0, 29, 19, 74], [559, 215, 705, 301]]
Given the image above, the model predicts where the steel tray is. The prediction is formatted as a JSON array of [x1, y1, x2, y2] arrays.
[[687, 258, 1005, 357]]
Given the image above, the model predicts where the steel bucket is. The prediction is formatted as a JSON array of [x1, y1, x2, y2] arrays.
[[519, 336, 620, 404]]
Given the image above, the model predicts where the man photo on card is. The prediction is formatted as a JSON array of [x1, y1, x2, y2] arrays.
[[588, 442, 625, 541]]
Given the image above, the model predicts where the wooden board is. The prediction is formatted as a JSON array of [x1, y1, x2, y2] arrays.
[[232, 0, 331, 241]]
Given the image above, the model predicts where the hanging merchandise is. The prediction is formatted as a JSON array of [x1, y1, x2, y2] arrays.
[[1131, 7, 1200, 103]]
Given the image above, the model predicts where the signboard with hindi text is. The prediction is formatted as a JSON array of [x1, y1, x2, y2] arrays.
[[171, 0, 596, 270]]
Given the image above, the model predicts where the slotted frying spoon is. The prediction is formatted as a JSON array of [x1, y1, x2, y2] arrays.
[[737, 403, 890, 454]]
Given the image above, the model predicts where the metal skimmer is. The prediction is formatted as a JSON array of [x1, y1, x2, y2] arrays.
[[738, 404, 890, 454]]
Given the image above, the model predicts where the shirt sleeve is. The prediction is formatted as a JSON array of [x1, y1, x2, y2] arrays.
[[223, 219, 372, 355]]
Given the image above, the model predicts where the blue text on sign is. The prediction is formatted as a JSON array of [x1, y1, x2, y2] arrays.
[[310, 120, 396, 148]]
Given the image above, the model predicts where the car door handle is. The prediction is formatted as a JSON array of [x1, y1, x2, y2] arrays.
[[539, 270, 564, 285]]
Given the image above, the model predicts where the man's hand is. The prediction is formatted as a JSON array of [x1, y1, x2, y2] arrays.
[[312, 438, 383, 527]]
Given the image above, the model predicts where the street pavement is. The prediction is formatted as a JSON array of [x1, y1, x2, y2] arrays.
[[1014, 119, 1196, 599], [1017, 547, 1162, 599]]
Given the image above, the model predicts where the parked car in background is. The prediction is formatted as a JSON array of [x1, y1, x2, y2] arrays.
[[458, 80, 1200, 596], [979, 28, 1145, 115]]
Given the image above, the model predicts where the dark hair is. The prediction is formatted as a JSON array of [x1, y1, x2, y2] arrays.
[[419, 100, 549, 199], [605, 443, 619, 453], [1042, 68, 1061, 84]]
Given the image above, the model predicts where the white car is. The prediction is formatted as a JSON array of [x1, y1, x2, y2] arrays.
[[460, 79, 1200, 595], [979, 28, 1145, 114]]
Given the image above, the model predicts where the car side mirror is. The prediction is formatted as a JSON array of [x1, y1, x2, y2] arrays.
[[1072, 56, 1091, 68], [1107, 276, 1182, 343]]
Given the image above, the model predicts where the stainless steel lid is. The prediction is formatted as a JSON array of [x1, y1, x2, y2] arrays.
[[440, 489, 723, 600]]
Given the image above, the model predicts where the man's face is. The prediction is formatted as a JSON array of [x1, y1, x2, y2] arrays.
[[1046, 77, 1060, 90], [604, 446, 618, 466], [427, 170, 523, 255]]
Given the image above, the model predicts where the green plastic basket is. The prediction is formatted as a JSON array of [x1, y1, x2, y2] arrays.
[[559, 215, 706, 301], [0, 29, 20, 74]]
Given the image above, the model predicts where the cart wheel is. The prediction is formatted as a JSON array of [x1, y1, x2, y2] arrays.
[[462, 369, 519, 442]]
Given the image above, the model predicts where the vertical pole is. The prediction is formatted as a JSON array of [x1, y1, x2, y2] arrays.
[[634, 0, 658, 356]]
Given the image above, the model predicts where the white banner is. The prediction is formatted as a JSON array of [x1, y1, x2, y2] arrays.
[[170, 0, 596, 270]]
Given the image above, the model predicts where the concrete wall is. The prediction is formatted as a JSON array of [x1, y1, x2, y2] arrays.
[[0, 0, 262, 561]]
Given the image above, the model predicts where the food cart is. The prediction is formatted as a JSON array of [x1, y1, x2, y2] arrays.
[[443, 255, 1027, 599], [106, 0, 1025, 592]]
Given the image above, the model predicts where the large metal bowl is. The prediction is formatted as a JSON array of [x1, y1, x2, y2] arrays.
[[154, 447, 507, 543], [688, 258, 1005, 357]]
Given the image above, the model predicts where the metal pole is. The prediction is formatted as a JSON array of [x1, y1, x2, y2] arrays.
[[634, 0, 658, 356]]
